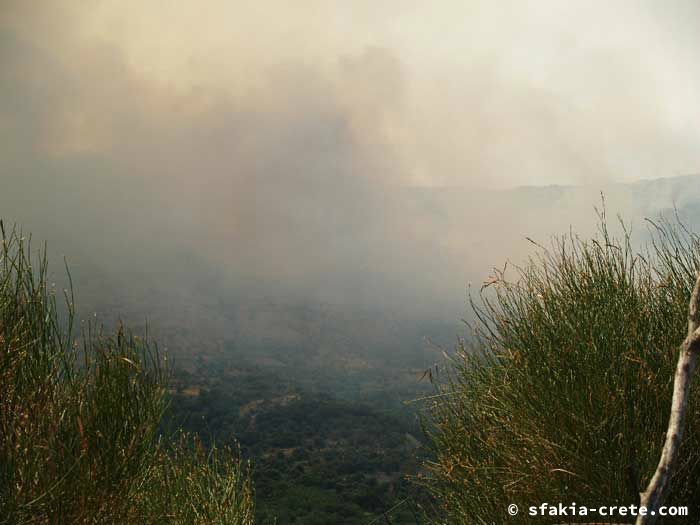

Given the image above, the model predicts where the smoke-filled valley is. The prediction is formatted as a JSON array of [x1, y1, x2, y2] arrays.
[[2, 1, 700, 523]]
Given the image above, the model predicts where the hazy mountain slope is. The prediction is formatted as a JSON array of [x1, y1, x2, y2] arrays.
[[4, 175, 700, 375]]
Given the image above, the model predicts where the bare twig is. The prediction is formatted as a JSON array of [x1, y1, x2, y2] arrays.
[[636, 272, 700, 524]]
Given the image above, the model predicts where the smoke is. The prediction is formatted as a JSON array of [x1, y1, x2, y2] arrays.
[[1, 1, 699, 328]]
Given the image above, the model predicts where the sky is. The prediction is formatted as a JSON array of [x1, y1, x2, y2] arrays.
[[1, 1, 699, 322]]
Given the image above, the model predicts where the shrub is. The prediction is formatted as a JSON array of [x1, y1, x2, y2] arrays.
[[422, 215, 700, 523], [0, 222, 254, 524]]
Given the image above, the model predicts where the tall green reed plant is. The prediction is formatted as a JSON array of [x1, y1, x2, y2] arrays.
[[421, 214, 700, 523], [0, 222, 254, 524]]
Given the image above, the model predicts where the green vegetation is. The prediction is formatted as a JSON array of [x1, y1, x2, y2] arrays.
[[167, 363, 428, 524], [21, 205, 700, 524], [422, 215, 700, 523], [0, 223, 254, 524]]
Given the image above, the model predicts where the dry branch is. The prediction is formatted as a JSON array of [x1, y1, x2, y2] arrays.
[[636, 272, 700, 525]]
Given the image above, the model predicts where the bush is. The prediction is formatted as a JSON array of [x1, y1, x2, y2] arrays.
[[0, 223, 254, 524], [422, 215, 700, 523]]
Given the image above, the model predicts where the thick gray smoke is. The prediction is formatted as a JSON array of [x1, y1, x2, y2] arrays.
[[1, 1, 699, 334]]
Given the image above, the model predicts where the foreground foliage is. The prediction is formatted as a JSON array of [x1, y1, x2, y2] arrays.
[[0, 223, 254, 524], [423, 215, 700, 523]]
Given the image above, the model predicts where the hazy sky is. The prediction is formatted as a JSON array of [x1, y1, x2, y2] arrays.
[[1, 1, 699, 321]]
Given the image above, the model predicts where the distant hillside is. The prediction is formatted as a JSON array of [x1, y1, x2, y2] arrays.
[[51, 175, 699, 360]]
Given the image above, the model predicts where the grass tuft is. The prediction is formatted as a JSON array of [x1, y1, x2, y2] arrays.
[[422, 214, 700, 523], [0, 222, 254, 524]]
